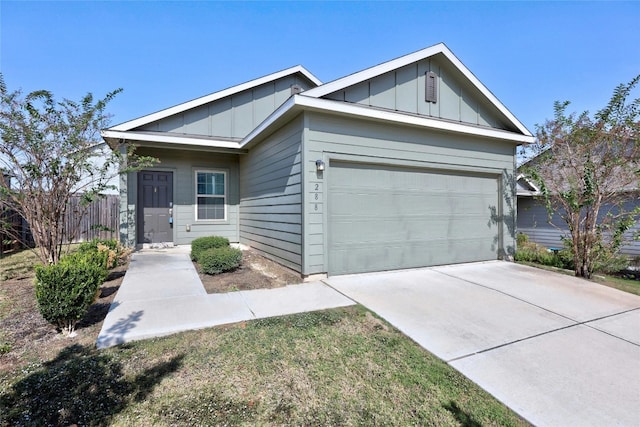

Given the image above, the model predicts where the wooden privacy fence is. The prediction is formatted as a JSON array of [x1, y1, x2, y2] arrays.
[[64, 194, 120, 243], [1, 194, 120, 255], [0, 207, 31, 255]]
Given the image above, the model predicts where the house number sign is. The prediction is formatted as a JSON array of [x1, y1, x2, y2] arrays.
[[312, 183, 321, 212]]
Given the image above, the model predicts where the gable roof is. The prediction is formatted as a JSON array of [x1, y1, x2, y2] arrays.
[[103, 44, 536, 151], [303, 42, 532, 137], [109, 65, 321, 132]]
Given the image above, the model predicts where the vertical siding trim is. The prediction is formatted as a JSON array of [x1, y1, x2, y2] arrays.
[[301, 114, 308, 275], [497, 173, 504, 258]]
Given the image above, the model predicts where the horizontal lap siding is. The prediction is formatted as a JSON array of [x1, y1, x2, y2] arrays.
[[240, 117, 304, 272], [135, 148, 240, 244], [517, 197, 640, 256], [304, 112, 516, 275]]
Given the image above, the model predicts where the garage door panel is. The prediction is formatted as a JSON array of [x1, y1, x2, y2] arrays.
[[330, 237, 495, 275], [331, 192, 484, 215], [328, 161, 499, 275]]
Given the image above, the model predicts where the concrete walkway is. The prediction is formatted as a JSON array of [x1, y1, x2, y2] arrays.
[[326, 261, 640, 427], [96, 246, 354, 349]]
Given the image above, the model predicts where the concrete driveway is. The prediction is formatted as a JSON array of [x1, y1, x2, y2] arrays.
[[325, 261, 640, 427]]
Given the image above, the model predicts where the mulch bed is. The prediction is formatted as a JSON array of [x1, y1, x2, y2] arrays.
[[194, 248, 302, 294]]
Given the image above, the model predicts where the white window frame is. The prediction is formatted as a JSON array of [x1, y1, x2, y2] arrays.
[[195, 170, 227, 221]]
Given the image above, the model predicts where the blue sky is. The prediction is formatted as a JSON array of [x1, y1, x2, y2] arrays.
[[1, 1, 639, 136]]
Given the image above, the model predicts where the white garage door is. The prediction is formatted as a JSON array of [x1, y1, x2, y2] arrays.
[[328, 161, 500, 275]]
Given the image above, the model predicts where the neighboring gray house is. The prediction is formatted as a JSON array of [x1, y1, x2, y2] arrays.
[[101, 43, 534, 277], [517, 176, 640, 257]]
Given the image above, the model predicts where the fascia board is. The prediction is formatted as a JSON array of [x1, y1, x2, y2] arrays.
[[109, 65, 321, 132], [304, 43, 446, 98], [291, 96, 535, 144], [305, 43, 533, 138], [240, 96, 299, 148], [103, 90, 535, 153], [100, 129, 242, 149], [516, 173, 541, 193]]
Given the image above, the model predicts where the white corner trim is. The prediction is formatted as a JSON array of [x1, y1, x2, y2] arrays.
[[303, 43, 532, 138], [109, 65, 321, 132], [100, 129, 242, 149]]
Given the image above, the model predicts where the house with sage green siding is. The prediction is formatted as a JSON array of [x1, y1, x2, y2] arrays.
[[101, 43, 534, 277]]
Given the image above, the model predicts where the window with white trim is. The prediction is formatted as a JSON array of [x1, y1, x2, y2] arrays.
[[195, 170, 226, 220]]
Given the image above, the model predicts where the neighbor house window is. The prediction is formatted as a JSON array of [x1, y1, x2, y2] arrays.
[[196, 171, 226, 220]]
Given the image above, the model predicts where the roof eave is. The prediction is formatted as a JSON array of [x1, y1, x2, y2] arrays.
[[240, 95, 535, 149], [101, 129, 244, 151]]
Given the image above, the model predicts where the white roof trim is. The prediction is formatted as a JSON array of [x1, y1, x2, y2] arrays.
[[103, 91, 534, 151], [303, 43, 532, 137], [241, 95, 535, 148], [109, 65, 322, 132], [101, 129, 242, 149], [516, 173, 540, 193], [241, 96, 297, 147]]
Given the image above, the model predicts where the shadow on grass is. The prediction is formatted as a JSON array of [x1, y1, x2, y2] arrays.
[[443, 401, 482, 427], [0, 344, 183, 426]]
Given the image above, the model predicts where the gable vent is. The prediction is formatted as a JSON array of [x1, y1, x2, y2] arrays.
[[291, 84, 304, 95], [425, 71, 437, 103]]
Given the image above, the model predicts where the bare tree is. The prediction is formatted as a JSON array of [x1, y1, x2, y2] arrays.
[[0, 74, 154, 264], [521, 75, 640, 278]]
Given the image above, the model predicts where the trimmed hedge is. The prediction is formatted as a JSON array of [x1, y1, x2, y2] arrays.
[[191, 236, 230, 262], [35, 251, 109, 335], [199, 246, 243, 275]]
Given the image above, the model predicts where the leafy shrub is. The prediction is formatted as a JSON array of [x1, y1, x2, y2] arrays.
[[77, 238, 122, 268], [198, 247, 242, 275], [35, 251, 108, 335], [594, 253, 629, 274], [514, 238, 567, 269], [190, 236, 230, 262], [516, 232, 529, 247]]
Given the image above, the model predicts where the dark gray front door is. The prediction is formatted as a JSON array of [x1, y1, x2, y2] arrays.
[[138, 171, 173, 244]]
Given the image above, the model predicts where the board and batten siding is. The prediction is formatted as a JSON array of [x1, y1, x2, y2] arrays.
[[239, 116, 304, 272], [324, 54, 514, 132], [125, 147, 240, 245], [517, 196, 640, 257], [136, 75, 314, 139], [303, 112, 517, 275]]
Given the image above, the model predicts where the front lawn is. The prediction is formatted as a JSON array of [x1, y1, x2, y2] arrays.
[[0, 249, 528, 426], [516, 260, 640, 296]]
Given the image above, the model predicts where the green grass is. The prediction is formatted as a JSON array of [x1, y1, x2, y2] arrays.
[[0, 307, 528, 426], [0, 248, 41, 281], [0, 245, 85, 281], [516, 260, 640, 296], [593, 274, 640, 296]]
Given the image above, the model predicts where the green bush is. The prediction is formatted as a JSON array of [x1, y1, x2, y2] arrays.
[[198, 247, 242, 275], [190, 236, 230, 262], [516, 232, 529, 247], [77, 238, 121, 269], [514, 240, 568, 269], [35, 252, 108, 335]]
